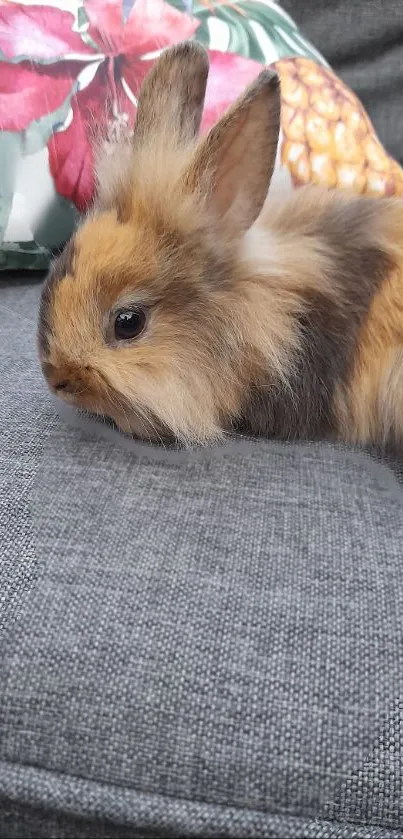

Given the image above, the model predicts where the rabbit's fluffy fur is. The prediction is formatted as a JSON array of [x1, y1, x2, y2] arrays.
[[38, 41, 403, 446]]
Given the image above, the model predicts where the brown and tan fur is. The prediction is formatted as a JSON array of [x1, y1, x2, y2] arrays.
[[38, 41, 403, 447], [338, 251, 403, 446]]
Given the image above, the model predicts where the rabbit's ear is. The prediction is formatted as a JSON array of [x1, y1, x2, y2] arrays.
[[186, 69, 281, 236], [134, 41, 209, 146]]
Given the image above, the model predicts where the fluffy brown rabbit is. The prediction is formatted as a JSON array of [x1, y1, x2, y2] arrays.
[[38, 41, 403, 447]]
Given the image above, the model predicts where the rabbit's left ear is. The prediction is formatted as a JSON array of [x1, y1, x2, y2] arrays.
[[134, 40, 209, 146], [185, 69, 281, 237], [94, 41, 209, 216]]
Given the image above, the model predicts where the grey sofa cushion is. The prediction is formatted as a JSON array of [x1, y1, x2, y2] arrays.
[[1, 275, 403, 838], [283, 0, 403, 166]]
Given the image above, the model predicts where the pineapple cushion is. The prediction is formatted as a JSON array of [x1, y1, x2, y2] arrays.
[[1, 0, 402, 270]]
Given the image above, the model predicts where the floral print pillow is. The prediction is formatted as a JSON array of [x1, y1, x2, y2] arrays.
[[1, 0, 402, 270]]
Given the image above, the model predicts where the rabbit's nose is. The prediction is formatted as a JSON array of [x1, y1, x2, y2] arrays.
[[41, 360, 78, 395], [53, 379, 70, 392], [50, 374, 76, 395]]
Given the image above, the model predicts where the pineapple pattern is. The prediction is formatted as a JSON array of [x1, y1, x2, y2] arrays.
[[1, 0, 402, 269], [276, 57, 403, 197]]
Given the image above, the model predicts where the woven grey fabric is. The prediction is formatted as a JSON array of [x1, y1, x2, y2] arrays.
[[283, 0, 403, 166], [0, 276, 49, 633], [1, 276, 403, 837]]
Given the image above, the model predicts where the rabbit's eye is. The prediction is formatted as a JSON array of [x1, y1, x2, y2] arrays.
[[114, 307, 147, 341]]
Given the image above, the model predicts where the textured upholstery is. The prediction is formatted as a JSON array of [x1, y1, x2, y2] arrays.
[[1, 277, 403, 837]]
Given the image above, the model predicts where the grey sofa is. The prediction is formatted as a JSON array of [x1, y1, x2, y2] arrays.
[[1, 3, 403, 837]]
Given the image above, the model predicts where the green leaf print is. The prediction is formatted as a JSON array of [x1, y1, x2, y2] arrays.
[[0, 132, 22, 246], [74, 1, 101, 53], [167, 0, 328, 65], [32, 193, 78, 252], [0, 242, 50, 271], [23, 88, 77, 156]]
